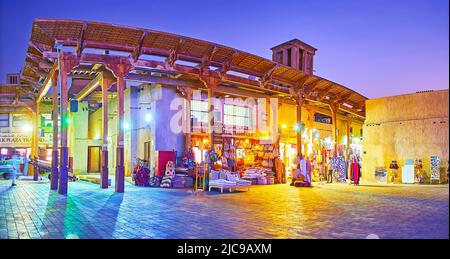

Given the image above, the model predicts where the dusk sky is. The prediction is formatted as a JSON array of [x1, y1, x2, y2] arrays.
[[0, 0, 448, 98]]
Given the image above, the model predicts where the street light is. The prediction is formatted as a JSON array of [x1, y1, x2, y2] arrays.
[[22, 124, 32, 133], [123, 121, 130, 131], [145, 112, 152, 123]]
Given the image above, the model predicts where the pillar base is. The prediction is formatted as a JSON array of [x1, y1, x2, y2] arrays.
[[69, 156, 73, 173], [58, 147, 69, 195], [50, 150, 59, 190], [33, 161, 39, 181], [101, 150, 109, 189], [115, 166, 124, 193]]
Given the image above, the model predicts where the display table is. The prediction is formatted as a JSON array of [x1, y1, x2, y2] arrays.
[[209, 184, 250, 193]]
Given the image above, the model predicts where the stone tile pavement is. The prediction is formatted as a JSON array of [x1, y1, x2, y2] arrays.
[[0, 179, 448, 239]]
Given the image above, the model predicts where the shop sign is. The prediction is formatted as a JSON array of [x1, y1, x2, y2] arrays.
[[0, 133, 53, 145], [0, 133, 31, 144]]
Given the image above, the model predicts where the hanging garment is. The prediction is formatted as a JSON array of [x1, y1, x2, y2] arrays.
[[348, 159, 353, 181], [352, 161, 360, 185]]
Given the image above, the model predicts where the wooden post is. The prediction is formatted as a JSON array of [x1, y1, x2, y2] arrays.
[[58, 65, 69, 194], [346, 116, 353, 160], [201, 75, 218, 191], [184, 87, 193, 149], [266, 96, 270, 138], [100, 75, 112, 189], [295, 95, 303, 159], [207, 86, 215, 149], [116, 73, 125, 193], [68, 100, 74, 175], [330, 103, 340, 157], [50, 74, 59, 189], [107, 63, 133, 193], [306, 107, 315, 157], [58, 53, 78, 195], [29, 111, 35, 177], [31, 103, 40, 181]]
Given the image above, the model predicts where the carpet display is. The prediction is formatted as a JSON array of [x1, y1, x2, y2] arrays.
[[330, 157, 347, 183], [430, 156, 440, 182]]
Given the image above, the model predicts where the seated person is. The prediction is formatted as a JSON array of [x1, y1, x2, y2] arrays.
[[290, 164, 303, 186]]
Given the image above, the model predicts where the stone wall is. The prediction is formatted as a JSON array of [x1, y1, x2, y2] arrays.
[[362, 89, 449, 183]]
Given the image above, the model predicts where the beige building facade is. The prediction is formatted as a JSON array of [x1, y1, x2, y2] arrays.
[[362, 89, 449, 183]]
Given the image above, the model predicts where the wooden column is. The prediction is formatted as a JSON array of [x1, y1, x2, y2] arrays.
[[295, 95, 304, 159], [68, 104, 74, 176], [184, 87, 193, 149], [282, 49, 289, 66], [306, 107, 315, 157], [58, 65, 69, 194], [202, 76, 218, 191], [346, 116, 353, 160], [116, 74, 125, 193], [107, 63, 133, 193], [100, 75, 112, 189], [266, 97, 270, 136], [50, 74, 59, 189], [29, 112, 35, 178], [330, 103, 340, 157], [32, 103, 40, 181], [58, 53, 78, 195], [207, 82, 217, 150]]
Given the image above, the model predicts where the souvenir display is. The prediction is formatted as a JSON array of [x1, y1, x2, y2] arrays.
[[330, 156, 346, 182], [148, 176, 162, 187], [210, 152, 219, 162], [430, 156, 441, 183], [160, 161, 176, 188], [414, 159, 425, 184], [132, 158, 150, 186], [389, 160, 400, 183], [374, 166, 387, 183], [402, 159, 414, 184]]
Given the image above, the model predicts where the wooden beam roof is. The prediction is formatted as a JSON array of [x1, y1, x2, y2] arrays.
[[18, 18, 368, 117]]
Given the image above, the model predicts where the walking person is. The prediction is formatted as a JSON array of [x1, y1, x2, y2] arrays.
[[305, 157, 312, 185], [10, 151, 21, 186], [326, 158, 333, 183]]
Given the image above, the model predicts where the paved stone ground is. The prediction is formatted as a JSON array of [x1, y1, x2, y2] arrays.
[[0, 179, 448, 239]]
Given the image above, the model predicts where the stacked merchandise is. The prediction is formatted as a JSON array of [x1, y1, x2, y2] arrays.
[[209, 170, 235, 187], [148, 176, 162, 187], [374, 167, 387, 183], [171, 173, 194, 188], [241, 167, 274, 185], [330, 157, 347, 183], [226, 172, 252, 186], [209, 169, 252, 189], [265, 170, 275, 184], [241, 167, 265, 185], [252, 144, 277, 169], [160, 161, 176, 188], [223, 142, 236, 165], [160, 175, 172, 188]]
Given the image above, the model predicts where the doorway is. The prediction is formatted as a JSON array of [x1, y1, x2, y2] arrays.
[[87, 146, 101, 173]]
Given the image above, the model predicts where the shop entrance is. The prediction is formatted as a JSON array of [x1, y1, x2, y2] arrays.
[[279, 142, 297, 181], [87, 146, 101, 173]]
